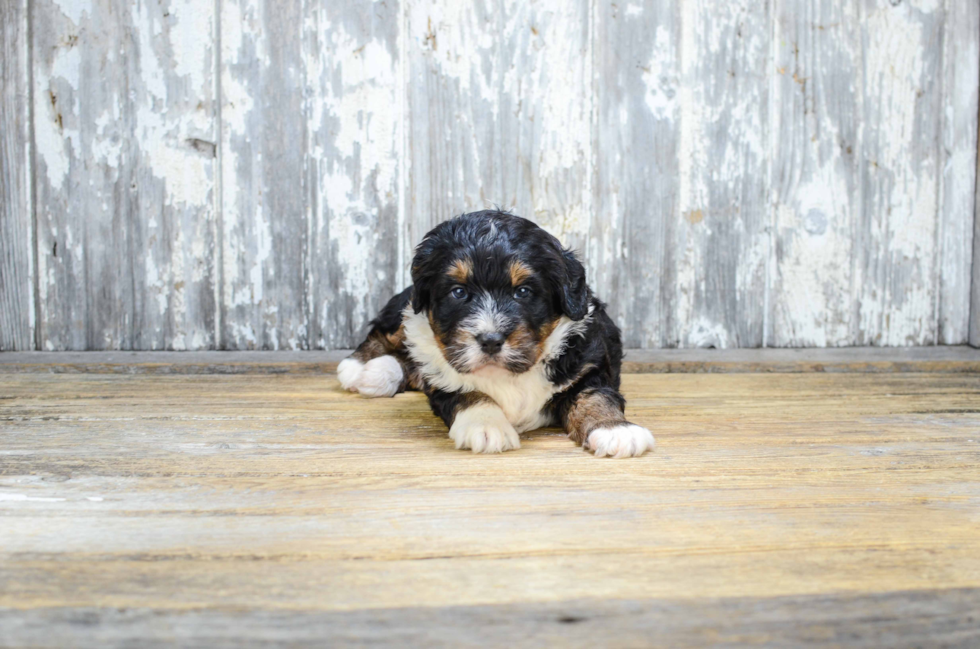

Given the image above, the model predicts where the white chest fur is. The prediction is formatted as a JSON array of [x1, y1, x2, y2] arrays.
[[402, 308, 589, 433]]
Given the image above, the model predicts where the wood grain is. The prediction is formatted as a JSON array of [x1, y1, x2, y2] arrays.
[[497, 0, 593, 255], [306, 0, 402, 349], [855, 0, 945, 346], [405, 0, 500, 250], [3, 0, 979, 350], [770, 0, 968, 347], [1, 370, 979, 644], [673, 0, 770, 348], [219, 0, 309, 350], [4, 347, 980, 374], [0, 0, 34, 351], [405, 0, 593, 255], [592, 0, 770, 349], [31, 0, 218, 351], [769, 0, 862, 347], [220, 0, 402, 351], [938, 0, 979, 344], [2, 590, 979, 648], [972, 99, 980, 348], [590, 0, 676, 348]]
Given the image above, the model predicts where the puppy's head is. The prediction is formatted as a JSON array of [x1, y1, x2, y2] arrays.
[[411, 211, 589, 374]]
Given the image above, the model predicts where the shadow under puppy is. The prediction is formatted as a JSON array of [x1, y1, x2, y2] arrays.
[[338, 210, 655, 458]]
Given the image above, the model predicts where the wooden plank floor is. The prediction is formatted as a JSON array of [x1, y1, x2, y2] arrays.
[[1, 367, 980, 646]]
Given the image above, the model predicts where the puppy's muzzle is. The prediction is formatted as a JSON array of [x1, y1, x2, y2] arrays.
[[475, 332, 505, 356]]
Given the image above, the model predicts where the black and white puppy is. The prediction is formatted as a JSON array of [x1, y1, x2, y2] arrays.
[[337, 210, 655, 458]]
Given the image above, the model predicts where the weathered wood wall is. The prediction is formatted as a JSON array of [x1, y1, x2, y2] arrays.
[[30, 0, 218, 351], [1, 0, 978, 350], [1, 0, 34, 351]]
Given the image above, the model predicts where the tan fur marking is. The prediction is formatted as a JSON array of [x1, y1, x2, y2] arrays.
[[453, 391, 495, 419], [352, 325, 406, 362], [427, 312, 448, 351], [385, 327, 405, 349], [447, 258, 473, 284], [505, 323, 536, 351], [509, 260, 533, 286], [564, 389, 627, 445], [533, 317, 561, 361]]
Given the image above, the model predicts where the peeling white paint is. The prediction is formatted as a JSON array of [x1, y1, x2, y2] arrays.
[[51, 0, 88, 29], [304, 12, 402, 348], [673, 0, 769, 347], [34, 41, 81, 192], [938, 0, 980, 344], [0, 493, 66, 503], [170, 0, 214, 93], [859, 2, 939, 345], [641, 26, 676, 120], [686, 317, 731, 349], [19, 0, 977, 351], [507, 0, 592, 250], [410, 0, 497, 103]]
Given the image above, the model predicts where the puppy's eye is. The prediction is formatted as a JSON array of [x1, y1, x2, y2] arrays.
[[450, 286, 468, 300], [514, 286, 531, 300]]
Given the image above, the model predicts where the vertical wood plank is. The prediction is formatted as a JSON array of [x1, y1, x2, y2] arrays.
[[219, 0, 309, 349], [972, 123, 980, 348], [32, 0, 218, 350], [937, 0, 979, 344], [771, 0, 947, 347], [0, 0, 35, 350], [855, 0, 945, 345], [405, 0, 501, 248], [673, 0, 770, 348], [497, 0, 593, 255], [593, 0, 769, 348], [591, 0, 678, 348], [306, 0, 402, 349], [769, 0, 862, 346], [405, 0, 592, 256], [220, 0, 402, 350]]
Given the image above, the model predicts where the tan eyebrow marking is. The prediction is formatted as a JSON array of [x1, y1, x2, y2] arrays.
[[447, 257, 473, 283], [509, 260, 533, 286]]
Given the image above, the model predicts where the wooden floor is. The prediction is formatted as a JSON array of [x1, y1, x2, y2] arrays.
[[1, 355, 980, 646]]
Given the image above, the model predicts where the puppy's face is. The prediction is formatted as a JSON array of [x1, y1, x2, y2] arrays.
[[411, 212, 589, 375]]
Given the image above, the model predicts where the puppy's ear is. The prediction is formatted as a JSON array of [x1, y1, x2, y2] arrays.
[[557, 248, 589, 320], [410, 282, 429, 314], [541, 234, 589, 320], [410, 236, 437, 314]]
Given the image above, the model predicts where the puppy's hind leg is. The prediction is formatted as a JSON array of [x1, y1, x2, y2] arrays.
[[561, 387, 655, 458], [338, 287, 414, 398]]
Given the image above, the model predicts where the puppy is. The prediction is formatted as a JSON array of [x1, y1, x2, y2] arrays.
[[337, 210, 655, 458]]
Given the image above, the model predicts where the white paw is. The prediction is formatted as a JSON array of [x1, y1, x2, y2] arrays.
[[337, 356, 404, 398], [449, 404, 520, 454], [337, 358, 365, 391], [586, 424, 655, 458]]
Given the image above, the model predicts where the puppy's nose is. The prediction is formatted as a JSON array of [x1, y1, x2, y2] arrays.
[[476, 332, 505, 355]]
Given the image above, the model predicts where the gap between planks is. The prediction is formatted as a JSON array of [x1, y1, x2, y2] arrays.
[[0, 346, 979, 374]]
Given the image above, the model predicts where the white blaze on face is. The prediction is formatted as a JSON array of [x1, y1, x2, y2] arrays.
[[461, 293, 506, 336], [457, 293, 511, 371]]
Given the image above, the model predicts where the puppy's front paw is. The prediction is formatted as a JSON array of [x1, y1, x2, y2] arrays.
[[449, 404, 520, 454], [337, 358, 365, 391], [337, 356, 403, 398], [586, 424, 655, 458]]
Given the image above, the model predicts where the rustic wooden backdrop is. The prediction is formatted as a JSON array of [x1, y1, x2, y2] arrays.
[[2, 0, 979, 351]]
